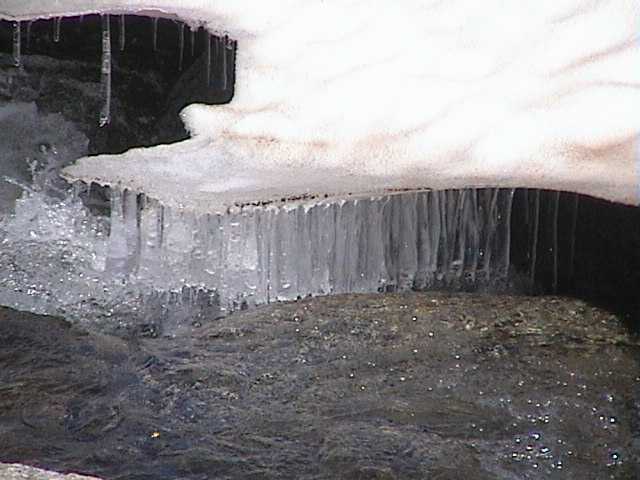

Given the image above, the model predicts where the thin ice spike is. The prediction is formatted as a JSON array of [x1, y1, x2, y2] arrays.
[[190, 27, 196, 57], [26, 21, 32, 52], [152, 17, 158, 51], [99, 14, 112, 127], [529, 189, 540, 287], [568, 193, 579, 284], [551, 190, 560, 293], [12, 21, 21, 68], [119, 15, 126, 51], [205, 33, 211, 87], [53, 17, 61, 43], [222, 35, 229, 90], [178, 23, 185, 70]]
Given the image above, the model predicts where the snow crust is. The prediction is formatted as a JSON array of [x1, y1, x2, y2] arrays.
[[2, 0, 639, 209]]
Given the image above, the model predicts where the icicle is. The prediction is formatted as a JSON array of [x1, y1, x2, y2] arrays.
[[190, 27, 196, 57], [53, 17, 61, 43], [468, 189, 479, 283], [119, 15, 126, 51], [205, 33, 212, 87], [529, 189, 540, 286], [12, 21, 21, 68], [454, 190, 467, 279], [178, 23, 185, 71], [152, 17, 158, 51], [222, 35, 229, 90], [26, 21, 33, 52], [551, 190, 560, 293], [568, 193, 579, 284], [501, 189, 515, 279], [480, 188, 500, 281], [79, 14, 84, 22], [99, 14, 112, 127]]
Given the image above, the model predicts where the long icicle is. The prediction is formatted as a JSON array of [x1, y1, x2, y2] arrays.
[[191, 27, 196, 57], [119, 15, 126, 51], [222, 35, 229, 90], [26, 21, 33, 51], [178, 23, 185, 71], [12, 21, 21, 68], [53, 17, 61, 43], [502, 189, 515, 279], [99, 14, 112, 127], [568, 193, 579, 285], [529, 189, 540, 288], [152, 17, 158, 51], [205, 32, 212, 87], [551, 190, 560, 293]]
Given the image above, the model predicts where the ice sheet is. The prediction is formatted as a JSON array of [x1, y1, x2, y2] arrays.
[[1, 1, 639, 208]]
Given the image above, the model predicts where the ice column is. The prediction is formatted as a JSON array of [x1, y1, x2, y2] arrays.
[[99, 14, 111, 127]]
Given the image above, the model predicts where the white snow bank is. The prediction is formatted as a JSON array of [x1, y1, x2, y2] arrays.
[[2, 0, 639, 209]]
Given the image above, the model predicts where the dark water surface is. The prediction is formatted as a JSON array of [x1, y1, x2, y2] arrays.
[[1, 292, 639, 479]]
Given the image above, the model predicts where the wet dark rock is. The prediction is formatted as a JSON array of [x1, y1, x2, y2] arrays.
[[1, 292, 639, 479]]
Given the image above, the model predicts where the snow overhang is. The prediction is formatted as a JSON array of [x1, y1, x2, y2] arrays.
[[2, 0, 639, 212]]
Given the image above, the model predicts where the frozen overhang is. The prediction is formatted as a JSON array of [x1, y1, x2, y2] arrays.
[[2, 0, 639, 212]]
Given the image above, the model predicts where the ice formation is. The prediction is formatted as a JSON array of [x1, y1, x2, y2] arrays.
[[1, 0, 638, 209]]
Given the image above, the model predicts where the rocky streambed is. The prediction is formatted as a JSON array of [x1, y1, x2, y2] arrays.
[[1, 292, 639, 479]]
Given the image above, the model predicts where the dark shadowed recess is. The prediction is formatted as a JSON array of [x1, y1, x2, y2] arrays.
[[0, 14, 236, 154], [510, 189, 640, 331]]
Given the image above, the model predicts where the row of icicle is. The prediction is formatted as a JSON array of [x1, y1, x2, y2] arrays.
[[11, 15, 236, 127]]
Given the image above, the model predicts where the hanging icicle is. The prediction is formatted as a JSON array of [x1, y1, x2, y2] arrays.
[[551, 190, 560, 293], [79, 14, 84, 22], [99, 14, 112, 127], [178, 23, 185, 71], [205, 32, 212, 87], [222, 35, 229, 90], [26, 21, 33, 52], [12, 21, 21, 68], [190, 27, 196, 57], [119, 15, 126, 51], [568, 193, 579, 284], [152, 17, 158, 51], [529, 189, 540, 286], [53, 17, 61, 43]]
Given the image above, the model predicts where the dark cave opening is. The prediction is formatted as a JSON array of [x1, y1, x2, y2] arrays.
[[0, 14, 236, 155]]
